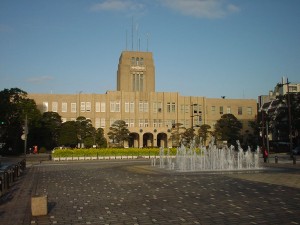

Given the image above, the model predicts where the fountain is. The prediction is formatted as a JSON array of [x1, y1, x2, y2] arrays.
[[151, 138, 261, 172]]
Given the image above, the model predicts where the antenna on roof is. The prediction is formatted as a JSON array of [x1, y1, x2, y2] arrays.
[[125, 29, 128, 50], [146, 33, 150, 52], [131, 17, 134, 51], [136, 23, 139, 51]]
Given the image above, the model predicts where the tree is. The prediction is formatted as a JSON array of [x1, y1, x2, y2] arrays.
[[169, 123, 186, 147], [214, 114, 242, 147], [58, 121, 77, 147], [107, 120, 130, 147], [0, 88, 41, 154], [181, 127, 196, 147], [95, 128, 107, 148], [198, 124, 212, 146], [35, 112, 62, 150], [76, 116, 94, 148]]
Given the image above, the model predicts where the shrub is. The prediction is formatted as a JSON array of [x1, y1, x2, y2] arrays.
[[51, 147, 178, 158]]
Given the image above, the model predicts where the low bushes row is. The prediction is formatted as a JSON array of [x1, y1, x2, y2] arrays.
[[52, 148, 178, 158]]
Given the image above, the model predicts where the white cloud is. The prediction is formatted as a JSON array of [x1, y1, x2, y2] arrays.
[[159, 0, 240, 19], [27, 76, 54, 84], [90, 0, 144, 12]]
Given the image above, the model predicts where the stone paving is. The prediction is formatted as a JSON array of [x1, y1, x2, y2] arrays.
[[1, 159, 300, 225]]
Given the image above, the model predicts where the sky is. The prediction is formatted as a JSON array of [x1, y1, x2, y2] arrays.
[[0, 0, 299, 100]]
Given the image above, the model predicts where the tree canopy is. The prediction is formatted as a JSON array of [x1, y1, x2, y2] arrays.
[[214, 114, 242, 146], [107, 120, 130, 147]]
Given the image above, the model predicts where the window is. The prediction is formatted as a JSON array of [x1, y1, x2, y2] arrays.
[[71, 103, 76, 113], [167, 102, 175, 113], [171, 103, 176, 112], [131, 57, 135, 65], [115, 102, 120, 112], [211, 106, 216, 115], [166, 120, 172, 128], [62, 102, 67, 112], [42, 102, 48, 112], [139, 101, 143, 112], [132, 72, 144, 91], [247, 107, 252, 115], [129, 119, 134, 127], [153, 119, 158, 127], [136, 57, 139, 65], [144, 102, 148, 112], [101, 102, 106, 112], [154, 102, 162, 113], [220, 106, 223, 115], [153, 102, 157, 113], [110, 101, 120, 112], [140, 58, 144, 65], [227, 106, 231, 114], [95, 118, 100, 129], [139, 119, 144, 127], [185, 105, 189, 113], [180, 104, 185, 113], [125, 102, 129, 112], [100, 118, 105, 128], [158, 102, 162, 113], [130, 102, 134, 112], [95, 102, 100, 112], [52, 102, 58, 112], [81, 102, 85, 112], [86, 102, 91, 112], [238, 107, 243, 115]]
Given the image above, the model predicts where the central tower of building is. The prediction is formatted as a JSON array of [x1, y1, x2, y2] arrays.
[[117, 51, 155, 92]]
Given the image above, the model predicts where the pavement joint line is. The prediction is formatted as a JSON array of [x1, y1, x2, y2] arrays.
[[1, 159, 300, 224]]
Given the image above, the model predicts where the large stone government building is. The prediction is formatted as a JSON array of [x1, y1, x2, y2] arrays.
[[29, 51, 257, 148]]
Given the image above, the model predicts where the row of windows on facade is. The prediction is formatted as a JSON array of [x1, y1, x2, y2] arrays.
[[131, 57, 144, 66], [60, 117, 250, 131], [60, 117, 209, 130], [42, 101, 252, 115]]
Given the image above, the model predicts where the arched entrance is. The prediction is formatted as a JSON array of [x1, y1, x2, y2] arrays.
[[129, 133, 139, 148], [157, 133, 168, 148], [143, 133, 154, 147]]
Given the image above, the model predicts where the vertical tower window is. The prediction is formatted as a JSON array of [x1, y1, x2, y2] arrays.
[[132, 72, 144, 91]]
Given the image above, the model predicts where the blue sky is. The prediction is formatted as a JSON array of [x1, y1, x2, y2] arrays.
[[0, 0, 299, 99]]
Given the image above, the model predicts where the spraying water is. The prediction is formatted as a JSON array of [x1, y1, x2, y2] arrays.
[[151, 138, 261, 172]]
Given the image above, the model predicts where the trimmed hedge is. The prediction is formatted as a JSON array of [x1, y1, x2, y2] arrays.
[[52, 148, 178, 158]]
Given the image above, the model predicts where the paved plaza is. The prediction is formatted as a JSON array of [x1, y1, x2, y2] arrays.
[[1, 158, 300, 225]]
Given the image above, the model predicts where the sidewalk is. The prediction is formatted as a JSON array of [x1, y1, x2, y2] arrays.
[[1, 159, 300, 225]]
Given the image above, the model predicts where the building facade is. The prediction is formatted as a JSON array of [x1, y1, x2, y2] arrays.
[[29, 51, 257, 148]]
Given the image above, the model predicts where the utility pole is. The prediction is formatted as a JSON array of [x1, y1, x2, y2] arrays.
[[24, 114, 28, 157]]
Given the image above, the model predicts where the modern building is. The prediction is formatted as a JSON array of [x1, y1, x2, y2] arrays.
[[258, 77, 299, 149], [29, 51, 257, 148]]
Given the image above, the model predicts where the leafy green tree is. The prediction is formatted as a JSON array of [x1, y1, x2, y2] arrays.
[[95, 128, 107, 148], [58, 121, 77, 147], [181, 128, 196, 147], [107, 120, 130, 147], [214, 114, 242, 147], [34, 112, 62, 150], [198, 124, 212, 146], [169, 123, 186, 147], [76, 116, 94, 148], [0, 88, 41, 154]]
